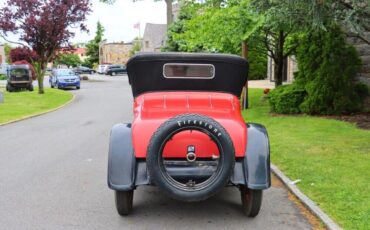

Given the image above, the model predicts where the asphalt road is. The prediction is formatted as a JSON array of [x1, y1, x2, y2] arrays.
[[0, 75, 312, 230]]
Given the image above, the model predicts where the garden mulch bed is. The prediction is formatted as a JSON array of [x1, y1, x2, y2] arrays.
[[321, 113, 370, 130], [271, 112, 370, 130]]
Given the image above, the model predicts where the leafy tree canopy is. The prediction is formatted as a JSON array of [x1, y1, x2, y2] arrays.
[[0, 0, 91, 94], [85, 21, 105, 68], [55, 53, 82, 68]]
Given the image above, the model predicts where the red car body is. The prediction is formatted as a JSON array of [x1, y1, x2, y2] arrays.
[[132, 91, 247, 159]]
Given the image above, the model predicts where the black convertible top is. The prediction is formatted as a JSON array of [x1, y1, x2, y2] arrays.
[[127, 52, 248, 98]]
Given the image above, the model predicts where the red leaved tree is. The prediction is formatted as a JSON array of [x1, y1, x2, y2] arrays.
[[0, 0, 91, 94], [10, 47, 39, 63]]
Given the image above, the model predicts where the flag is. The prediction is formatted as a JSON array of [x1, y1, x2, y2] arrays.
[[133, 22, 140, 29]]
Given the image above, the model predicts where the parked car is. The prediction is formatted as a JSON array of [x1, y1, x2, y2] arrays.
[[97, 64, 110, 74], [6, 65, 33, 92], [108, 53, 271, 216], [105, 65, 127, 76], [74, 66, 96, 75], [49, 69, 80, 90]]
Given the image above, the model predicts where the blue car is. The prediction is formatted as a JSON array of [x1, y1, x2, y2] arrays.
[[49, 69, 80, 90]]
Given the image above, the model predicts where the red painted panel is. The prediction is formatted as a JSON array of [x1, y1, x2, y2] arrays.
[[162, 130, 219, 158], [132, 92, 247, 158]]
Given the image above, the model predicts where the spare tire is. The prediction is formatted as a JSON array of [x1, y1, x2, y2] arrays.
[[147, 114, 235, 202]]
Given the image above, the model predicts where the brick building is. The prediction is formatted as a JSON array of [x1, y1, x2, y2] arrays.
[[99, 41, 133, 64]]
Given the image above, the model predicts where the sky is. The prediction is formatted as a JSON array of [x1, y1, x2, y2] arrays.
[[0, 0, 166, 45]]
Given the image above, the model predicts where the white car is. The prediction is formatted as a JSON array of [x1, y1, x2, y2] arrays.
[[97, 64, 110, 74]]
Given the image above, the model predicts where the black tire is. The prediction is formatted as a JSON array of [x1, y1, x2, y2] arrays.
[[51, 83, 54, 88], [76, 86, 80, 90], [29, 84, 34, 91], [240, 186, 263, 217], [115, 190, 133, 216], [112, 72, 116, 76], [6, 84, 13, 92], [147, 114, 235, 202]]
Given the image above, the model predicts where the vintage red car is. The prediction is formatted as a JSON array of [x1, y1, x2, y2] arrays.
[[107, 53, 270, 217]]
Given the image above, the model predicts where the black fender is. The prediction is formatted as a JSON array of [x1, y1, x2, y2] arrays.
[[107, 123, 136, 191], [244, 123, 271, 190]]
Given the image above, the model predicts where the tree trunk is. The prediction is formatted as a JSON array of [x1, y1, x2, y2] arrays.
[[37, 74, 45, 94], [242, 40, 249, 109], [34, 61, 45, 94], [165, 0, 173, 27], [274, 30, 285, 87]]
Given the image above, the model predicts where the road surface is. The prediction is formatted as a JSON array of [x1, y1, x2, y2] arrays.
[[0, 75, 313, 229]]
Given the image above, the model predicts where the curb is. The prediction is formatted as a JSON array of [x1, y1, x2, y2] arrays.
[[271, 164, 342, 230], [0, 93, 75, 127]]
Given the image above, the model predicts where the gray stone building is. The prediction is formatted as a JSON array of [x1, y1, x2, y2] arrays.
[[99, 41, 133, 64], [141, 23, 167, 52], [349, 32, 370, 86]]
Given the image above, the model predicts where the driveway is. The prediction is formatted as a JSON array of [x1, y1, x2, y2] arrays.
[[0, 75, 312, 229]]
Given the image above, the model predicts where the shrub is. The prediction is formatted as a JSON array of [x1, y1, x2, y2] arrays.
[[354, 83, 369, 99], [295, 26, 362, 115], [0, 74, 6, 80], [269, 84, 306, 114]]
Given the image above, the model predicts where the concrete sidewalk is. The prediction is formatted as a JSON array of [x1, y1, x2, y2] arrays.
[[248, 80, 275, 89]]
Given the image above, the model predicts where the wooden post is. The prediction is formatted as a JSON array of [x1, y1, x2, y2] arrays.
[[242, 40, 249, 109]]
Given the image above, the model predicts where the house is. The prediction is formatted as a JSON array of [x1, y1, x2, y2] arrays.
[[172, 2, 180, 21], [267, 56, 297, 84], [0, 44, 7, 74], [73, 48, 87, 62], [349, 32, 370, 86], [99, 41, 133, 64], [141, 23, 167, 52]]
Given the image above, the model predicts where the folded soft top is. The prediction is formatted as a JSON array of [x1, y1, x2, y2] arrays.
[[127, 52, 248, 98]]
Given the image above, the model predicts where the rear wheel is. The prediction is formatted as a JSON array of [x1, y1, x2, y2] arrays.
[[28, 84, 34, 91], [240, 186, 263, 217], [112, 72, 116, 76], [115, 190, 134, 216], [76, 86, 80, 90], [147, 114, 235, 202], [6, 84, 13, 92]]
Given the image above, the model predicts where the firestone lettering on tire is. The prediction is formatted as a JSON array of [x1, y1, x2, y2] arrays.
[[177, 119, 222, 137]]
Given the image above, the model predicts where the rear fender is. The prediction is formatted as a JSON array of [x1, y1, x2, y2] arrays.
[[244, 123, 271, 190], [107, 123, 136, 191]]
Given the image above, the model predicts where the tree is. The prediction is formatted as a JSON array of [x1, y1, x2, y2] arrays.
[[55, 53, 82, 68], [276, 0, 370, 46], [10, 47, 39, 63], [163, 1, 267, 80], [0, 0, 91, 94], [85, 22, 105, 68], [101, 0, 174, 25], [129, 37, 142, 57], [248, 0, 312, 87], [4, 43, 12, 63]]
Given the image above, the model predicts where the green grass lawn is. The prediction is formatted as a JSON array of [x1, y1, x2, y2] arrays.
[[0, 88, 73, 124], [243, 89, 370, 229]]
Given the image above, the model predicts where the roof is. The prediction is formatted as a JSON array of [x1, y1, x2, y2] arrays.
[[127, 52, 248, 98], [142, 23, 167, 51]]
